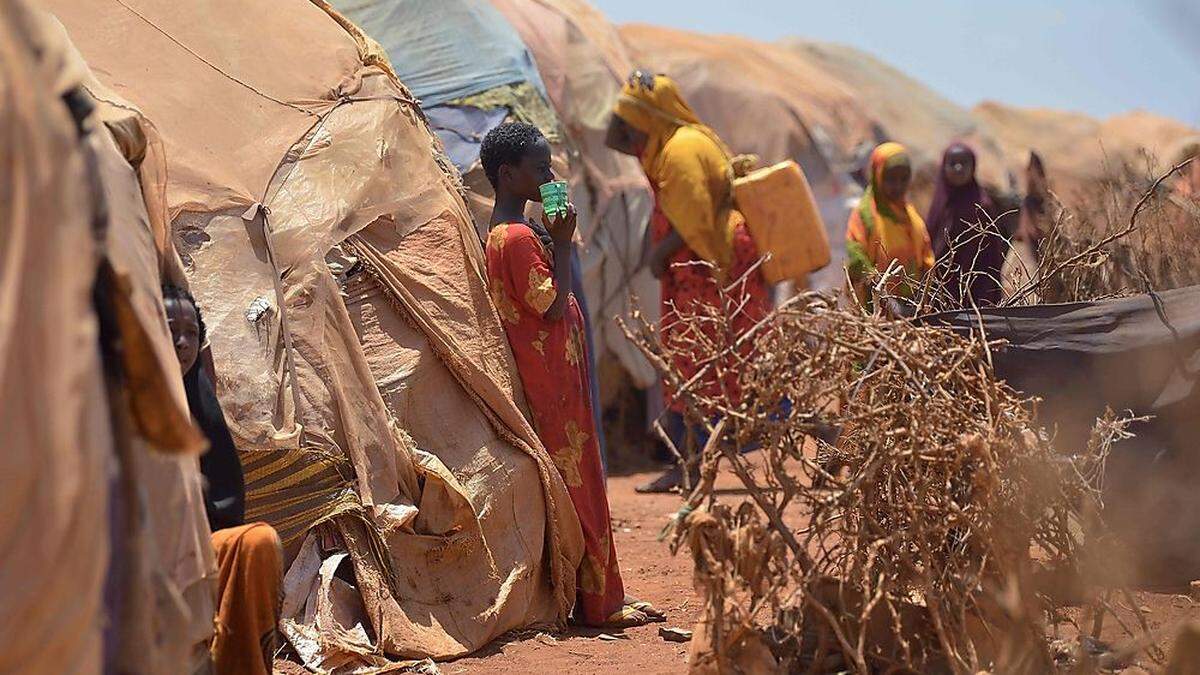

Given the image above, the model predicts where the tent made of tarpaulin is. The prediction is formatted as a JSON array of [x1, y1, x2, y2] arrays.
[[781, 38, 1013, 199], [619, 24, 873, 290], [929, 286, 1200, 583], [489, 0, 657, 387], [1, 5, 113, 671], [5, 4, 216, 672], [972, 102, 1199, 204], [334, 0, 547, 108], [46, 0, 584, 665]]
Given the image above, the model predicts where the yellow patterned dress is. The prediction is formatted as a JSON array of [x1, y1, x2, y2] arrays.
[[485, 221, 625, 624]]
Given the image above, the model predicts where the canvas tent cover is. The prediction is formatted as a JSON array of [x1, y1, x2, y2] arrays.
[[333, 0, 548, 108], [46, 0, 584, 665]]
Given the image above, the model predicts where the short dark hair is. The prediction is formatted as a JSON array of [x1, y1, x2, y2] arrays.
[[480, 122, 544, 189], [162, 283, 206, 347]]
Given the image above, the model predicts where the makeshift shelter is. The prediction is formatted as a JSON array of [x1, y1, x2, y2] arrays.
[[487, 0, 659, 388], [47, 0, 584, 666], [620, 24, 872, 289], [5, 3, 215, 672], [930, 286, 1200, 583], [973, 102, 1200, 202], [0, 6, 112, 671], [782, 39, 1013, 197]]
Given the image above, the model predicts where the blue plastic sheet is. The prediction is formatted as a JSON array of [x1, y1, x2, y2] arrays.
[[331, 0, 547, 107], [425, 105, 509, 173]]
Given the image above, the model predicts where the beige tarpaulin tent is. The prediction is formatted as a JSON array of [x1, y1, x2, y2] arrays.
[[490, 0, 659, 389], [46, 0, 584, 666], [0, 4, 111, 671], [4, 2, 216, 672], [782, 39, 1013, 196], [973, 102, 1199, 201]]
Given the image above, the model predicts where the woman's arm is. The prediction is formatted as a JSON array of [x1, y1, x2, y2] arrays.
[[648, 229, 686, 279]]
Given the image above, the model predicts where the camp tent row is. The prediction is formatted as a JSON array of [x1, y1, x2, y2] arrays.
[[18, 0, 1198, 670], [45, 0, 593, 669]]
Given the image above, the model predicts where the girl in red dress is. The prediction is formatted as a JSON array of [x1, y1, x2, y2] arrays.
[[479, 122, 662, 628]]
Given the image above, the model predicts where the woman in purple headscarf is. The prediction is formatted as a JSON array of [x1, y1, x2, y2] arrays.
[[926, 142, 1005, 307]]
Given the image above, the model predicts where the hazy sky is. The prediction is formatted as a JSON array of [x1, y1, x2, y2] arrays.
[[591, 0, 1200, 126]]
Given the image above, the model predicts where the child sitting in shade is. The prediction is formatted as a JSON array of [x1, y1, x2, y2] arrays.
[[479, 122, 663, 628]]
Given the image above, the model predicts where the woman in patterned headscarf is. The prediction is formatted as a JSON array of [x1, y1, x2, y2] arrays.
[[607, 72, 769, 493], [845, 142, 934, 310]]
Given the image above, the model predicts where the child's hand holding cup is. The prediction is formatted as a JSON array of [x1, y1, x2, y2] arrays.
[[540, 180, 576, 245]]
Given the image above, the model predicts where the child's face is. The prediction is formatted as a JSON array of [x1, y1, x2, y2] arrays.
[[501, 136, 555, 203], [165, 297, 200, 374]]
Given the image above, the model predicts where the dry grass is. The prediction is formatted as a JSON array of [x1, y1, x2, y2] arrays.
[[1011, 156, 1199, 305]]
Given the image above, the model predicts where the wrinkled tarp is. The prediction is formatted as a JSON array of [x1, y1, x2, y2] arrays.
[[425, 104, 509, 173], [620, 24, 866, 291], [0, 4, 111, 671], [330, 0, 547, 107], [928, 286, 1200, 581], [47, 0, 583, 664], [4, 4, 218, 672], [492, 0, 659, 387]]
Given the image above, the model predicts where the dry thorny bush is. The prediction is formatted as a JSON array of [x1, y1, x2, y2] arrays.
[[624, 283, 1143, 673], [616, 159, 1200, 673], [1010, 155, 1200, 305]]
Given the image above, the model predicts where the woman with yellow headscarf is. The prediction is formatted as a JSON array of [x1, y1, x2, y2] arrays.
[[607, 71, 769, 493], [846, 142, 934, 310]]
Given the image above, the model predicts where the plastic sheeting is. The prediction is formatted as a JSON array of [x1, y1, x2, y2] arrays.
[[425, 104, 509, 173], [0, 4, 110, 671], [927, 287, 1200, 581], [330, 0, 547, 107], [46, 0, 583, 665]]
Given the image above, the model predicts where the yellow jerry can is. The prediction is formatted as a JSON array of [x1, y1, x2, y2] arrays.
[[733, 160, 831, 284]]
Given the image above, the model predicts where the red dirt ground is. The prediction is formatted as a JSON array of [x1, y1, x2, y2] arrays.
[[280, 467, 1200, 674], [446, 469, 698, 675]]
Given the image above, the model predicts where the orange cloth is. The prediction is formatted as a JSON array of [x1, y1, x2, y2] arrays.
[[210, 523, 282, 675], [845, 142, 933, 302]]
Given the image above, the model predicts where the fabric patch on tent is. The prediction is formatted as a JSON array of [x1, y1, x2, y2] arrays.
[[328, 0, 547, 107], [449, 81, 562, 143], [425, 105, 508, 174]]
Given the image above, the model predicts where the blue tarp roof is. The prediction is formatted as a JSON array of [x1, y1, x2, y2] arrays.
[[332, 0, 548, 107], [425, 105, 509, 173]]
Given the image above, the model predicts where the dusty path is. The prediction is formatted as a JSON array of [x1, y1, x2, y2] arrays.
[[447, 470, 697, 675], [280, 468, 1200, 673]]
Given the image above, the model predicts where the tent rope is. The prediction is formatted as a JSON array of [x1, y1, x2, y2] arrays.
[[111, 0, 319, 118]]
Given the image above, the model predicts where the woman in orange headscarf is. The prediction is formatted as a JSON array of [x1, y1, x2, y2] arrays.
[[846, 142, 934, 311], [607, 72, 769, 492]]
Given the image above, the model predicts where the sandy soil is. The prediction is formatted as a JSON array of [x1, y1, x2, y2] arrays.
[[446, 469, 698, 675], [279, 467, 1200, 674]]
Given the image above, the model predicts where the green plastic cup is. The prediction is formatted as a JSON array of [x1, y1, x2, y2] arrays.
[[539, 180, 568, 219]]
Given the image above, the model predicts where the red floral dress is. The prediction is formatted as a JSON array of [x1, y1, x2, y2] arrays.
[[653, 200, 770, 414], [485, 221, 624, 625]]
